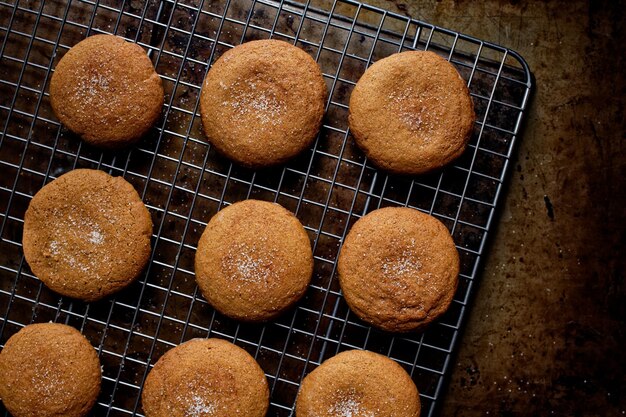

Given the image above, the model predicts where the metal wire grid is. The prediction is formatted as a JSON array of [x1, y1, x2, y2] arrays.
[[0, 0, 532, 416]]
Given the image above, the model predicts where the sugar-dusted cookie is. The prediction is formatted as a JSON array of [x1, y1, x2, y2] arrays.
[[195, 199, 313, 321], [200, 39, 327, 167], [296, 349, 420, 417], [338, 206, 459, 332], [0, 323, 102, 417], [22, 169, 153, 301], [142, 338, 269, 417], [50, 34, 164, 148], [349, 51, 474, 174]]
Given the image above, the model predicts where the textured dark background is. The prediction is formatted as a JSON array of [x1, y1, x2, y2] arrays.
[[362, 1, 626, 415]]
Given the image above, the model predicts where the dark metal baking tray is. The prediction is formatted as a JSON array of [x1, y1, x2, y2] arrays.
[[0, 0, 532, 415]]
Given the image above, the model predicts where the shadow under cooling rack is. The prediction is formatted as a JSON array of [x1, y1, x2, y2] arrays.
[[0, 0, 532, 416]]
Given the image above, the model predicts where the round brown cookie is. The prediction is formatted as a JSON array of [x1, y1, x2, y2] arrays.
[[22, 169, 153, 302], [0, 323, 102, 417], [199, 39, 327, 167], [337, 207, 459, 332], [142, 338, 269, 417], [296, 349, 420, 417], [349, 50, 475, 175], [194, 199, 313, 321], [50, 34, 164, 148]]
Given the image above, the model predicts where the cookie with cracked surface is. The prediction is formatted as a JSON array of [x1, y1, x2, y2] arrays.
[[142, 338, 269, 417], [0, 323, 102, 417], [337, 207, 459, 332], [50, 34, 164, 148], [296, 349, 420, 417], [22, 169, 153, 302], [194, 199, 313, 321], [349, 50, 475, 175], [199, 39, 327, 167]]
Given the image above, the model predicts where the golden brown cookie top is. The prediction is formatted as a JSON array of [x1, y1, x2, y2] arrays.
[[337, 207, 459, 332], [50, 34, 164, 148], [22, 169, 153, 302], [142, 338, 269, 417], [0, 323, 102, 417], [349, 50, 475, 175], [194, 199, 313, 321], [296, 349, 420, 417], [200, 39, 327, 167]]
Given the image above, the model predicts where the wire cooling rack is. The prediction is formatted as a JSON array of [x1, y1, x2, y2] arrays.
[[0, 0, 532, 415]]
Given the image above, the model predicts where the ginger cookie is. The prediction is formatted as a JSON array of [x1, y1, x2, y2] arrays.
[[142, 338, 269, 417], [194, 199, 313, 321], [50, 34, 164, 148], [0, 323, 102, 417], [199, 39, 327, 167], [337, 207, 459, 332], [22, 169, 153, 302], [349, 50, 475, 175], [296, 349, 420, 417]]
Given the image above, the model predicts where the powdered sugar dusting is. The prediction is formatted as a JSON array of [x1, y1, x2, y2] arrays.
[[388, 87, 446, 134], [382, 248, 423, 278], [32, 358, 63, 399], [380, 238, 438, 298], [65, 213, 106, 247], [70, 64, 134, 124], [382, 238, 422, 279], [185, 394, 216, 417], [73, 68, 114, 106], [236, 251, 269, 281], [222, 241, 278, 284], [329, 397, 375, 417], [222, 79, 284, 125], [49, 240, 60, 256], [88, 229, 104, 244], [44, 200, 112, 277], [170, 378, 226, 417]]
